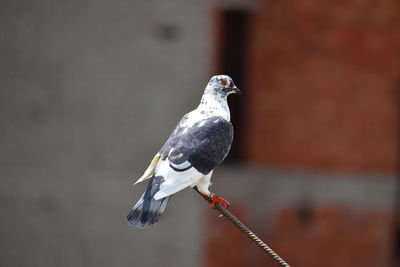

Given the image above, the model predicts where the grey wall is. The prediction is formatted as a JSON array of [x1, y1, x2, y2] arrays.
[[0, 1, 211, 266], [0, 0, 211, 169]]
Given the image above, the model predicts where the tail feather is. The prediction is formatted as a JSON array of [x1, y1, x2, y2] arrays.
[[127, 176, 171, 228]]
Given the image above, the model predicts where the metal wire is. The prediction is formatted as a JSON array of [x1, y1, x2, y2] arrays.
[[194, 187, 291, 267]]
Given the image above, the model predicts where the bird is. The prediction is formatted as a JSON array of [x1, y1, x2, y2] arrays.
[[127, 74, 241, 228]]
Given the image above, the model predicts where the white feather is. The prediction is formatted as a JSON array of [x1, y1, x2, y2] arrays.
[[153, 159, 204, 200], [134, 153, 161, 185], [169, 160, 191, 170]]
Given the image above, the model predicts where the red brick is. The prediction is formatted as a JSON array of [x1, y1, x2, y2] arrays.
[[260, 206, 396, 267], [242, 0, 400, 173], [204, 203, 395, 267], [204, 205, 248, 267]]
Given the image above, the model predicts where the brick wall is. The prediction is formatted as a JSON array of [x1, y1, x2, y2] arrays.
[[206, 204, 394, 267], [206, 0, 400, 266], [243, 0, 400, 173]]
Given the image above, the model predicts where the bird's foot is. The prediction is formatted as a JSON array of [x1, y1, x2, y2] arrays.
[[211, 195, 230, 209]]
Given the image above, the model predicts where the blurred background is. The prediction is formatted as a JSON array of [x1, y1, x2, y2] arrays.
[[1, 0, 399, 266]]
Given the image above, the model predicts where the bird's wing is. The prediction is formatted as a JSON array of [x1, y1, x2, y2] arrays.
[[152, 116, 233, 199], [166, 116, 234, 175], [135, 114, 233, 200]]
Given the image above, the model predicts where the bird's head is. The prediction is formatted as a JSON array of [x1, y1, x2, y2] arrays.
[[206, 75, 241, 98]]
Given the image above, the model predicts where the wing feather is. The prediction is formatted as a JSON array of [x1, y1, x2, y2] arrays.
[[168, 116, 233, 175]]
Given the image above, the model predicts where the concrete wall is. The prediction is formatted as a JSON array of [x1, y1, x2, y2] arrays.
[[0, 1, 211, 266]]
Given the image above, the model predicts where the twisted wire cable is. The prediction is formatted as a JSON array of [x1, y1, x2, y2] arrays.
[[194, 188, 291, 267]]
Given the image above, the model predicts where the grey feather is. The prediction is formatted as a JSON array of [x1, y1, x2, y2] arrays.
[[127, 176, 171, 228], [160, 116, 233, 174]]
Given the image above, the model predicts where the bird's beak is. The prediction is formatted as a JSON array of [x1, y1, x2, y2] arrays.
[[232, 85, 241, 95]]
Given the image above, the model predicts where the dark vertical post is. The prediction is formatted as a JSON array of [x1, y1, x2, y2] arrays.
[[219, 9, 250, 162]]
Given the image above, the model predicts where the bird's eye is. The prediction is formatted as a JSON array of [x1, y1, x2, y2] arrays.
[[221, 79, 228, 86]]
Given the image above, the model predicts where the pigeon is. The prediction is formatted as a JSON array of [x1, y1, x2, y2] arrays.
[[127, 75, 241, 228]]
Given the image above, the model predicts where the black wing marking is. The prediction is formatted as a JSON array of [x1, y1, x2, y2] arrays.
[[160, 116, 233, 175]]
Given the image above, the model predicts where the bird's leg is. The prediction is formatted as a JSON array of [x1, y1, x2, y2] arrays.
[[210, 194, 230, 208], [194, 186, 230, 209], [193, 174, 230, 209]]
